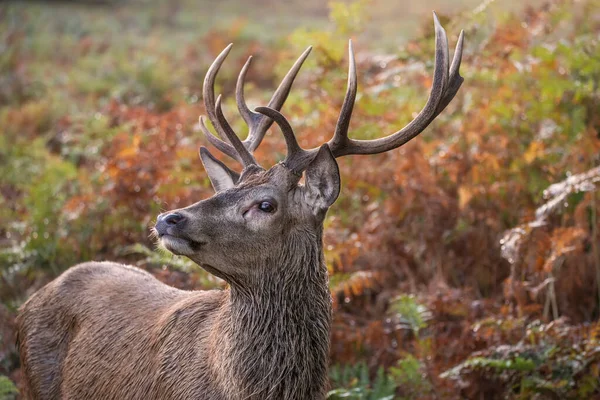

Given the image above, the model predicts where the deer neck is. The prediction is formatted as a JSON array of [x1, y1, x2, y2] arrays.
[[214, 231, 332, 399]]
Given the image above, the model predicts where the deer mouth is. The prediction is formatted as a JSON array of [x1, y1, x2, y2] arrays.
[[159, 234, 205, 256]]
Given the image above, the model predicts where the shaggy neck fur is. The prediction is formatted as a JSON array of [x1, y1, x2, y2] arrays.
[[213, 228, 332, 400]]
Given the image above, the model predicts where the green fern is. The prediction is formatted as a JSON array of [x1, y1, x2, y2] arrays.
[[0, 376, 18, 400], [328, 363, 396, 400], [388, 294, 432, 337]]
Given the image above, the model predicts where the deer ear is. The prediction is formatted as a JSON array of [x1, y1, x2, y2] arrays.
[[304, 144, 341, 211], [199, 147, 239, 192]]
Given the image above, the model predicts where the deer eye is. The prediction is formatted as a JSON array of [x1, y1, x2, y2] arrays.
[[258, 201, 276, 213]]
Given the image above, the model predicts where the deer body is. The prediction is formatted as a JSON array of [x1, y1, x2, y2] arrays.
[[18, 253, 330, 399], [17, 14, 464, 400]]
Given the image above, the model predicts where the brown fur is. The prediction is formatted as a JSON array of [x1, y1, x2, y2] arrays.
[[17, 162, 336, 400]]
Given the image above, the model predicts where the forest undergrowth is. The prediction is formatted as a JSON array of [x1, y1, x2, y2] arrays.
[[1, 0, 599, 398]]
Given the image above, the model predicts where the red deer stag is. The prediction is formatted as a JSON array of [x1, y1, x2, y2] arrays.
[[17, 13, 464, 400]]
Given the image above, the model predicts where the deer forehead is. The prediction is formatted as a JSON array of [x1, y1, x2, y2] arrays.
[[237, 164, 299, 189]]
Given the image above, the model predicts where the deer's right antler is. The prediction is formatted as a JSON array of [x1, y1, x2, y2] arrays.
[[199, 44, 312, 168], [256, 12, 464, 173]]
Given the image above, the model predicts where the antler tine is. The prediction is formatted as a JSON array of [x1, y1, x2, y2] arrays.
[[236, 46, 313, 152], [203, 44, 235, 142], [434, 12, 450, 95], [214, 95, 257, 167], [434, 29, 464, 118], [330, 40, 357, 149], [235, 56, 255, 128], [199, 116, 242, 163], [254, 107, 311, 172]]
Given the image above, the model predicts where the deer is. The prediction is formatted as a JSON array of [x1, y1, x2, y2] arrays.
[[16, 13, 464, 400]]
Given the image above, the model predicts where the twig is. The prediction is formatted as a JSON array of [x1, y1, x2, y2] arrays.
[[592, 177, 600, 314]]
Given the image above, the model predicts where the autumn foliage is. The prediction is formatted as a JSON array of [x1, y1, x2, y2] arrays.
[[1, 0, 600, 398]]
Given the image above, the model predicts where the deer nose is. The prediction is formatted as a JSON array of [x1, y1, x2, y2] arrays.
[[155, 212, 186, 237], [161, 212, 185, 225], [158, 212, 185, 225]]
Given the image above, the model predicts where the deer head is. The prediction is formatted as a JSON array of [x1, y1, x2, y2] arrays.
[[154, 13, 464, 286]]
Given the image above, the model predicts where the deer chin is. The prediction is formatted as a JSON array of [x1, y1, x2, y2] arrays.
[[159, 235, 201, 256]]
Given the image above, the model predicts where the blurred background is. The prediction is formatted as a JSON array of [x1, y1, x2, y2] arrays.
[[1, 0, 599, 398]]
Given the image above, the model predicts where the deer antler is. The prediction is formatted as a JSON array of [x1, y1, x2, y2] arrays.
[[256, 12, 464, 173], [200, 44, 312, 168]]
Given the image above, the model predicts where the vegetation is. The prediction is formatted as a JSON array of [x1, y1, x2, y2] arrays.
[[1, 0, 599, 398]]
